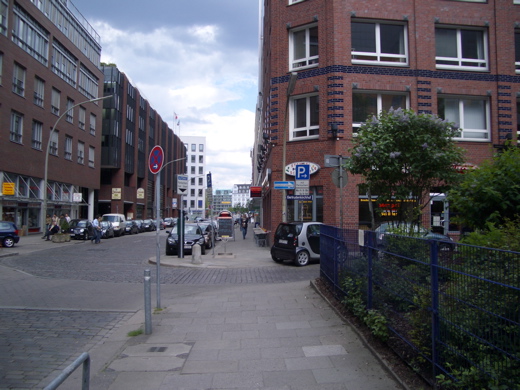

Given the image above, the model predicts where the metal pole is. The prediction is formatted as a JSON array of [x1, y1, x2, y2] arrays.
[[179, 194, 184, 258], [144, 269, 152, 334], [155, 173, 161, 309], [339, 156, 343, 228]]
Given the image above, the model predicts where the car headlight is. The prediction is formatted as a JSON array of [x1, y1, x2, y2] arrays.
[[79, 228, 85, 233], [167, 237, 178, 245]]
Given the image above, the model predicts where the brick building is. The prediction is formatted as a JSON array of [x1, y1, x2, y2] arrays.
[[254, 0, 519, 235]]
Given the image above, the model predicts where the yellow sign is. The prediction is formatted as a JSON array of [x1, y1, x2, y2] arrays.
[[2, 183, 15, 195], [112, 188, 122, 200], [221, 201, 231, 204]]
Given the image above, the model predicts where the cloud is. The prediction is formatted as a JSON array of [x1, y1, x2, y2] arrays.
[[91, 19, 258, 189]]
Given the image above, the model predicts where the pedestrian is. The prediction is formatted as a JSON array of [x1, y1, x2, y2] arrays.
[[42, 214, 51, 239], [65, 213, 71, 223], [240, 213, 248, 239], [91, 215, 102, 244], [43, 221, 59, 241]]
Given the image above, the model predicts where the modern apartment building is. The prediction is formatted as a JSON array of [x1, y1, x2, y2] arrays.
[[254, 0, 519, 235], [232, 183, 251, 209], [100, 65, 186, 220], [181, 135, 207, 219], [0, 0, 104, 233]]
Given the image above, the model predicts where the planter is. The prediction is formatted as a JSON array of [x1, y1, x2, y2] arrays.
[[52, 233, 71, 243]]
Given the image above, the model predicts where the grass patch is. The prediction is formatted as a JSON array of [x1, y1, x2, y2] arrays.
[[127, 328, 143, 337]]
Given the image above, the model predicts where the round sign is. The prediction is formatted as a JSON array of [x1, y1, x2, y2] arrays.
[[331, 168, 348, 188], [149, 145, 164, 174]]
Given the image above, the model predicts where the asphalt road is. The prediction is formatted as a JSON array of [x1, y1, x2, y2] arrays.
[[0, 232, 319, 389]]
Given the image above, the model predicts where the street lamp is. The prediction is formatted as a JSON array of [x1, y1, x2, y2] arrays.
[[42, 95, 113, 222], [281, 72, 298, 222]]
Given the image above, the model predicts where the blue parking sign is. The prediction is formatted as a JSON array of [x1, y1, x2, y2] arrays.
[[295, 164, 310, 180]]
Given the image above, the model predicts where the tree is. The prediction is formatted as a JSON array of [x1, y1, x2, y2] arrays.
[[345, 108, 465, 229], [448, 146, 520, 230]]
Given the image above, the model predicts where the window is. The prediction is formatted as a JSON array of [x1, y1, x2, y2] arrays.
[[435, 26, 488, 70], [191, 144, 196, 152], [49, 131, 58, 155], [78, 64, 98, 100], [78, 106, 86, 130], [190, 189, 195, 197], [66, 98, 74, 123], [77, 141, 84, 164], [352, 91, 408, 133], [0, 53, 3, 85], [289, 93, 319, 140], [31, 120, 42, 150], [199, 144, 204, 152], [64, 136, 72, 160], [438, 96, 490, 140], [191, 166, 196, 174], [351, 21, 408, 66], [34, 77, 44, 107], [12, 4, 49, 65], [88, 146, 95, 167], [51, 40, 77, 87], [12, 63, 25, 96], [198, 166, 203, 175], [10, 111, 23, 143], [515, 30, 520, 73], [199, 155, 203, 163], [191, 155, 196, 163], [191, 177, 195, 185], [51, 88, 60, 115], [289, 24, 318, 70], [198, 177, 203, 186], [0, 0, 7, 36], [515, 0, 520, 4], [89, 113, 96, 135]]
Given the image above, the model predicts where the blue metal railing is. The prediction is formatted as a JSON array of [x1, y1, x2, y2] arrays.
[[320, 225, 520, 389]]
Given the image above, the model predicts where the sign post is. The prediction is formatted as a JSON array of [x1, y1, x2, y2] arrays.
[[149, 146, 164, 309]]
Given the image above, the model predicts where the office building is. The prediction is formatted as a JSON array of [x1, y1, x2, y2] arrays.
[[181, 135, 207, 219], [232, 183, 251, 209]]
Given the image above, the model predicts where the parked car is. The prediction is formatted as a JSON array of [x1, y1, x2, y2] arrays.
[[197, 222, 216, 249], [102, 214, 127, 237], [68, 219, 93, 240], [134, 219, 146, 233], [374, 222, 455, 251], [142, 219, 156, 231], [270, 222, 323, 266], [0, 221, 20, 248], [163, 218, 176, 228], [165, 223, 206, 256], [125, 220, 140, 235], [100, 221, 115, 239]]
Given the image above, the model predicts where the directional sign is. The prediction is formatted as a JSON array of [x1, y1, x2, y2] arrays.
[[273, 181, 295, 190], [149, 145, 164, 174], [176, 174, 188, 194], [295, 164, 310, 180]]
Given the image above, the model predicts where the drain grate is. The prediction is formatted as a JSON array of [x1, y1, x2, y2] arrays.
[[148, 346, 168, 353]]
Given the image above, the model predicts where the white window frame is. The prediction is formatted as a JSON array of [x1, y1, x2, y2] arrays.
[[49, 131, 58, 156], [515, 30, 520, 74], [289, 93, 319, 141], [89, 113, 96, 135], [12, 63, 25, 96], [438, 95, 490, 141], [88, 146, 95, 168], [515, 0, 520, 4], [289, 24, 318, 71], [77, 141, 84, 164], [66, 98, 74, 123], [78, 106, 86, 130], [51, 88, 60, 115], [351, 20, 408, 66], [64, 136, 72, 160], [31, 120, 42, 150], [0, 0, 8, 36], [34, 77, 44, 107], [352, 91, 409, 134], [10, 111, 23, 143], [0, 53, 3, 85], [435, 26, 488, 71]]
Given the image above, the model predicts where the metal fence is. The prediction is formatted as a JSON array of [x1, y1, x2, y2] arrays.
[[320, 225, 520, 389]]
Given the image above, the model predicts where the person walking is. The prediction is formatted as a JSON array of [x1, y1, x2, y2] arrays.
[[42, 214, 51, 239], [91, 215, 102, 244], [240, 213, 249, 239]]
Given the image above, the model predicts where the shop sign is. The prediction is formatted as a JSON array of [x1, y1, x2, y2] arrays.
[[112, 188, 121, 200], [2, 182, 15, 195], [137, 188, 145, 199], [285, 162, 320, 176]]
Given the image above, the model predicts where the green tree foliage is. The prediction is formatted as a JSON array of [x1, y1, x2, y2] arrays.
[[345, 108, 465, 227], [448, 147, 520, 230]]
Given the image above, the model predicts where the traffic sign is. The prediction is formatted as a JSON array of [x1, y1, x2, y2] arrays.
[[295, 164, 310, 180], [149, 145, 164, 174], [273, 181, 295, 190], [176, 174, 188, 194]]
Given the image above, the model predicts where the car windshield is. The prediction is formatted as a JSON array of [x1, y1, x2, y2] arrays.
[[103, 216, 118, 222], [71, 220, 88, 228]]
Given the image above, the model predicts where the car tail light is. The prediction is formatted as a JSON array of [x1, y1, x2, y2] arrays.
[[292, 236, 298, 247], [14, 229, 19, 235]]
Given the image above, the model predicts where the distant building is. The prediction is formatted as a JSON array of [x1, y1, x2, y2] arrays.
[[212, 189, 232, 215], [181, 135, 207, 219], [233, 184, 251, 209]]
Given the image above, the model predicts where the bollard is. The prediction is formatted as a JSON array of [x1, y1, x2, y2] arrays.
[[144, 269, 152, 335], [191, 244, 202, 265]]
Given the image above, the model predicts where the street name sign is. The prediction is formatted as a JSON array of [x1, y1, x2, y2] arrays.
[[273, 181, 295, 190]]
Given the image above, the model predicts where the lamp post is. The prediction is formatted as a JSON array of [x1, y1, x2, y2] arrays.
[[42, 95, 112, 224], [281, 73, 298, 222]]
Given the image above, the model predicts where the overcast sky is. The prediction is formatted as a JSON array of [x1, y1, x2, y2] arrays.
[[79, 0, 261, 189]]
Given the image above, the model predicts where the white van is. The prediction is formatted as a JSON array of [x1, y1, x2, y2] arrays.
[[102, 214, 127, 237]]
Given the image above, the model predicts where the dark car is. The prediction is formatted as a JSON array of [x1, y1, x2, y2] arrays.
[[100, 221, 115, 239], [142, 219, 156, 231], [197, 222, 216, 249], [0, 221, 20, 248], [165, 223, 206, 256], [375, 222, 454, 251], [133, 219, 145, 233], [271, 222, 323, 266], [164, 218, 176, 228], [69, 219, 93, 240], [125, 220, 140, 234]]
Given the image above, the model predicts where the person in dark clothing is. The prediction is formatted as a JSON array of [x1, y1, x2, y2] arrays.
[[240, 213, 249, 239]]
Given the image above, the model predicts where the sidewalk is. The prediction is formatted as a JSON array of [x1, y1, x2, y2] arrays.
[[5, 232, 406, 389]]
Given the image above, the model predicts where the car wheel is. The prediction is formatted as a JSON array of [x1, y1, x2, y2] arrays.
[[294, 250, 310, 266], [3, 237, 15, 248]]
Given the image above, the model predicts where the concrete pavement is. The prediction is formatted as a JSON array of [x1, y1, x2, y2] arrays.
[[2, 231, 406, 390]]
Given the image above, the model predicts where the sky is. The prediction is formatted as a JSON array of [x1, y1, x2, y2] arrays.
[[78, 0, 261, 189]]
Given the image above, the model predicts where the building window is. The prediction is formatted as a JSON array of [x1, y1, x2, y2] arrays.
[[0, 0, 7, 36], [78, 64, 98, 100], [198, 167, 203, 175], [10, 111, 23, 143], [12, 4, 49, 65], [0, 53, 3, 85], [34, 77, 44, 107], [31, 120, 42, 150], [190, 189, 195, 197], [191, 166, 196, 174], [89, 113, 96, 135], [66, 98, 74, 123], [12, 63, 25, 96], [515, 0, 520, 4], [435, 26, 488, 70], [352, 91, 408, 133], [88, 146, 95, 168], [289, 93, 319, 140], [78, 141, 84, 164], [191, 144, 196, 152], [51, 88, 60, 115], [199, 144, 204, 152], [198, 177, 203, 186], [64, 136, 72, 160], [191, 155, 196, 163], [199, 155, 203, 163], [49, 131, 58, 155], [289, 24, 318, 70], [438, 96, 490, 140], [191, 177, 195, 185], [51, 40, 77, 87], [351, 20, 408, 66], [78, 106, 86, 130], [515, 29, 520, 73]]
